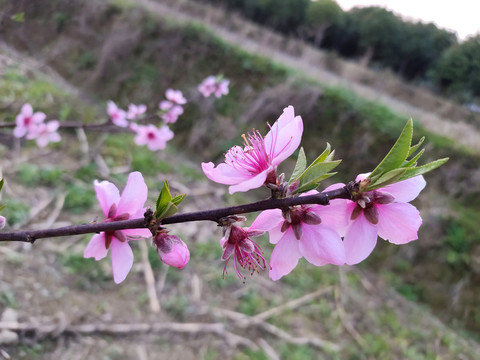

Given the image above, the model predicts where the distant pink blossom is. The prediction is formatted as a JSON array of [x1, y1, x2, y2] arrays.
[[131, 123, 174, 151], [127, 104, 147, 120], [334, 174, 426, 265], [161, 105, 184, 124], [165, 89, 187, 105], [26, 120, 61, 148], [153, 233, 190, 269], [0, 216, 6, 230], [84, 171, 151, 284], [13, 103, 46, 138], [251, 190, 346, 280], [107, 101, 128, 127], [198, 76, 229, 98], [220, 225, 267, 279], [202, 105, 303, 194]]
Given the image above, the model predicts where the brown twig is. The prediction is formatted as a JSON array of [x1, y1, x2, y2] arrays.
[[0, 186, 352, 243]]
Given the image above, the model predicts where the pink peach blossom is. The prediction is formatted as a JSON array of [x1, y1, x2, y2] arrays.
[[220, 225, 267, 279], [214, 79, 229, 98], [153, 233, 190, 269], [26, 120, 61, 148], [107, 101, 128, 127], [131, 124, 174, 151], [161, 105, 184, 124], [198, 76, 230, 98], [165, 89, 186, 105], [335, 174, 426, 265], [127, 104, 147, 120], [13, 103, 46, 138], [0, 216, 6, 230], [251, 190, 346, 280], [202, 105, 303, 194], [84, 171, 151, 284]]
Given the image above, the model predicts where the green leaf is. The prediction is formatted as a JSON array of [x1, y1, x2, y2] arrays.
[[402, 148, 425, 168], [368, 119, 413, 180], [172, 194, 186, 206], [155, 181, 173, 218], [365, 168, 407, 190], [11, 12, 24, 22], [299, 160, 341, 185], [0, 178, 3, 192], [408, 136, 425, 156], [399, 158, 449, 181], [289, 147, 307, 183], [0, 204, 5, 212]]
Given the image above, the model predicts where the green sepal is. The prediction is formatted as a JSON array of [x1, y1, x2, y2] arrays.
[[368, 119, 413, 180], [289, 147, 307, 183]]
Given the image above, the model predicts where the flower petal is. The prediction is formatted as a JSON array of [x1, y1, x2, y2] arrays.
[[117, 172, 148, 215], [84, 233, 108, 260], [310, 199, 350, 235], [382, 176, 426, 203], [250, 209, 284, 231], [122, 227, 152, 239], [344, 213, 378, 265], [228, 169, 268, 194], [94, 180, 120, 217], [265, 106, 303, 166], [299, 225, 345, 266], [269, 229, 302, 281], [201, 162, 250, 185], [110, 239, 134, 284], [377, 203, 422, 244]]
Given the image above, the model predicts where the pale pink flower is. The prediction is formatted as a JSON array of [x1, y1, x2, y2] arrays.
[[153, 233, 190, 269], [26, 120, 61, 148], [197, 76, 217, 97], [126, 104, 147, 120], [84, 171, 151, 284], [161, 105, 184, 124], [13, 103, 46, 138], [220, 225, 267, 279], [0, 216, 6, 230], [251, 190, 346, 280], [214, 79, 229, 98], [202, 105, 303, 194], [131, 123, 174, 151], [165, 89, 187, 105], [198, 76, 230, 98], [107, 101, 128, 127], [334, 174, 426, 265]]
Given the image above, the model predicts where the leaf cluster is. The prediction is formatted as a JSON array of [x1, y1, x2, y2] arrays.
[[365, 119, 448, 191], [289, 144, 340, 194], [154, 181, 186, 220]]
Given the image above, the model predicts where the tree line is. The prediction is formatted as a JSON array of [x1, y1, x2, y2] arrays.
[[197, 0, 480, 102]]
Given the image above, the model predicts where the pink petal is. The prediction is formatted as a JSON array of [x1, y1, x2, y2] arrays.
[[382, 176, 426, 203], [13, 126, 27, 138], [299, 225, 345, 266], [265, 106, 303, 166], [117, 172, 148, 215], [228, 169, 269, 194], [46, 120, 59, 132], [201, 162, 250, 185], [32, 112, 46, 124], [322, 183, 345, 192], [269, 229, 302, 281], [344, 213, 378, 265], [310, 199, 349, 235], [84, 233, 108, 260], [122, 227, 152, 239], [110, 239, 134, 284], [355, 173, 370, 182], [94, 180, 120, 217], [377, 203, 422, 244], [250, 209, 284, 244], [21, 103, 33, 117]]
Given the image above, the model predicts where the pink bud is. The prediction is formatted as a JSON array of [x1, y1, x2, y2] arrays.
[[0, 216, 6, 230], [153, 234, 190, 269]]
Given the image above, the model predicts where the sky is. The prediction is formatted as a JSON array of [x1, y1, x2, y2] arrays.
[[336, 0, 480, 40]]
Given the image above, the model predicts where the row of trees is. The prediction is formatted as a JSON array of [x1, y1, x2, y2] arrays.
[[198, 0, 480, 101]]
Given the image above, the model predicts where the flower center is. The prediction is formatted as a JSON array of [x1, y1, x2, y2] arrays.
[[225, 130, 270, 175]]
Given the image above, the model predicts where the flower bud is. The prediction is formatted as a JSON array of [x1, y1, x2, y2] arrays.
[[153, 233, 190, 269], [0, 216, 6, 230]]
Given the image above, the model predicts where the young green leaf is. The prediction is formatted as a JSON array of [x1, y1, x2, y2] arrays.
[[399, 158, 449, 181], [0, 178, 3, 192], [298, 160, 341, 186], [368, 119, 413, 180], [289, 147, 307, 183], [365, 168, 407, 190], [408, 136, 425, 156]]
